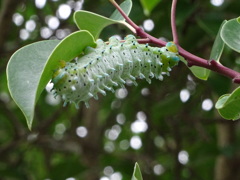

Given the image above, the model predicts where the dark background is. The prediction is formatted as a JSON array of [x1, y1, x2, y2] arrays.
[[0, 0, 240, 179]]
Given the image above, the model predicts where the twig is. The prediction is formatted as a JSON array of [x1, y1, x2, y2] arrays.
[[109, 0, 166, 46], [171, 0, 179, 44], [110, 0, 240, 84], [109, 0, 145, 37], [178, 47, 240, 82]]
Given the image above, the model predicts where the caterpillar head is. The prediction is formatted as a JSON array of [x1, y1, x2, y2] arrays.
[[157, 42, 179, 72], [166, 42, 178, 53], [165, 42, 180, 67]]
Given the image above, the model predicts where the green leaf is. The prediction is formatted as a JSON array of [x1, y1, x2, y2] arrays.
[[7, 40, 60, 129], [189, 66, 210, 81], [180, 57, 209, 80], [74, 0, 132, 39], [74, 11, 118, 39], [183, 21, 227, 81], [215, 87, 240, 120], [140, 0, 161, 16], [198, 20, 227, 81], [109, 0, 132, 21], [237, 17, 240, 23], [131, 163, 143, 180], [221, 18, 240, 53], [210, 20, 226, 62], [7, 30, 96, 129], [37, 30, 96, 104]]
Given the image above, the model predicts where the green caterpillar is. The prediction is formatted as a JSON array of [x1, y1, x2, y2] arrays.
[[51, 35, 180, 108]]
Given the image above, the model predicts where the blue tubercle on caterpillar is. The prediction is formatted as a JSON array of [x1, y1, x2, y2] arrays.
[[51, 35, 180, 108]]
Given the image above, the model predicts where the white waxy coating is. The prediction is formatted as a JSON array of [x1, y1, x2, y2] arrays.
[[51, 35, 180, 108]]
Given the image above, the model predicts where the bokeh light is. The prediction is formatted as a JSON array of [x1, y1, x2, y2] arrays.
[[55, 123, 66, 135], [178, 150, 189, 165], [137, 111, 146, 120], [119, 140, 129, 150], [103, 166, 114, 176], [40, 27, 53, 39], [45, 93, 61, 106], [130, 136, 142, 150], [66, 178, 76, 180], [116, 113, 126, 125], [57, 4, 72, 20], [12, 13, 24, 26], [110, 172, 122, 180], [19, 29, 30, 40], [100, 177, 109, 180], [143, 19, 155, 32], [35, 0, 46, 9], [76, 126, 88, 138], [54, 123, 66, 139], [131, 119, 148, 133], [180, 89, 190, 103], [115, 88, 128, 99], [154, 136, 165, 148], [202, 99, 213, 111], [104, 141, 115, 153], [111, 100, 121, 109], [141, 88, 150, 96], [56, 28, 71, 39], [153, 164, 165, 175], [210, 0, 224, 6], [106, 125, 121, 141], [74, 0, 84, 11], [25, 20, 36, 32], [47, 16, 60, 30]]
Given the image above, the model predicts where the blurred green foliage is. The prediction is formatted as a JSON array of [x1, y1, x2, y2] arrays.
[[1, 0, 240, 180]]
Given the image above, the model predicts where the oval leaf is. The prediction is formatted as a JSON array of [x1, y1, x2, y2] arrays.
[[197, 20, 227, 81], [37, 30, 96, 105], [74, 0, 132, 39], [7, 30, 96, 129], [181, 21, 227, 81], [74, 11, 118, 39], [7, 40, 60, 129], [215, 87, 240, 120], [185, 21, 227, 81], [210, 20, 226, 62], [109, 0, 132, 21], [221, 18, 240, 53], [188, 66, 210, 81], [180, 57, 209, 80]]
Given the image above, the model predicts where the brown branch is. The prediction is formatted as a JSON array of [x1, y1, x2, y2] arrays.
[[110, 0, 240, 84], [171, 0, 179, 44]]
